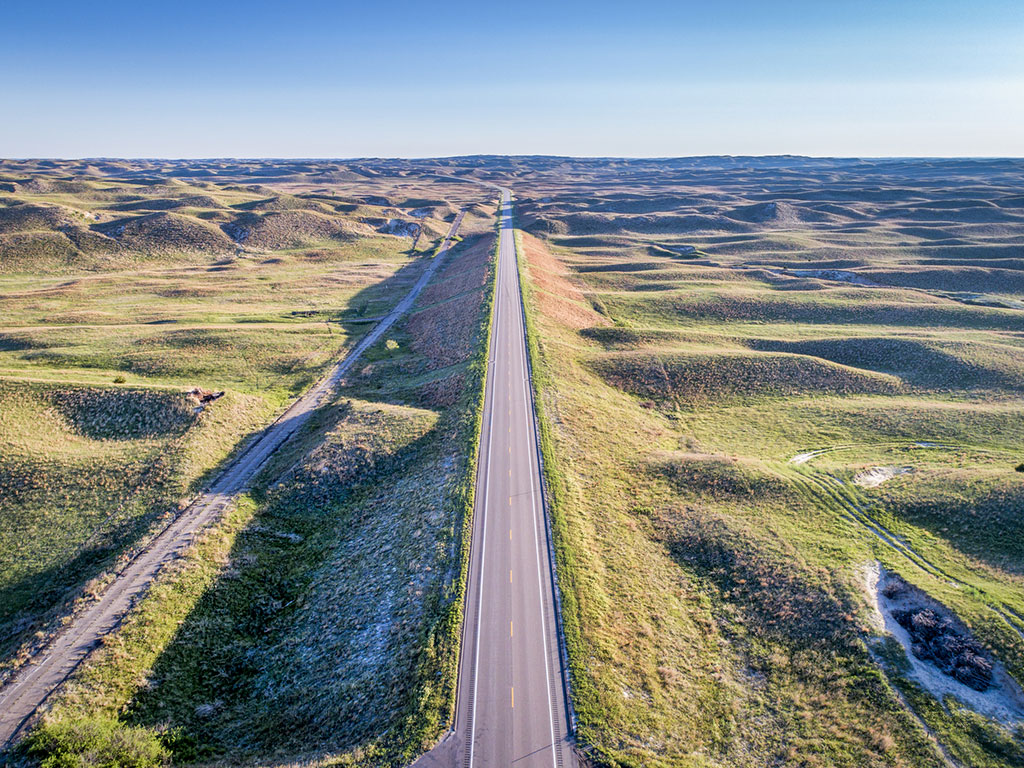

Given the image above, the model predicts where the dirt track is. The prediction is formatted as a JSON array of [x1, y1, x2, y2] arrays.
[[0, 211, 466, 748]]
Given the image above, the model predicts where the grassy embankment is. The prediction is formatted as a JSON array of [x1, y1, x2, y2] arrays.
[[517, 222, 1024, 768], [14, 207, 500, 768]]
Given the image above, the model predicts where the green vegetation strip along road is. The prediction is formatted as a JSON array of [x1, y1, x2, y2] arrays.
[[0, 210, 467, 748]]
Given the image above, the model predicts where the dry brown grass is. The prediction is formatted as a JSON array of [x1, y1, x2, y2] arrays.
[[417, 236, 491, 306], [407, 291, 485, 370], [520, 232, 609, 330], [415, 372, 466, 408], [405, 234, 496, 371]]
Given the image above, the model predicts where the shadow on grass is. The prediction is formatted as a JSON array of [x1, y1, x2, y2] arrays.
[[659, 509, 856, 649], [122, 422, 444, 763], [0, 454, 177, 668], [0, 543, 116, 661], [882, 484, 1024, 577]]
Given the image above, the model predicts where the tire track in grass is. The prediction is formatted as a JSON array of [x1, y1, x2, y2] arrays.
[[786, 467, 1024, 642], [789, 441, 975, 465]]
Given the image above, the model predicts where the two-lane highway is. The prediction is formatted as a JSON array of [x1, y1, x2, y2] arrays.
[[450, 189, 574, 766]]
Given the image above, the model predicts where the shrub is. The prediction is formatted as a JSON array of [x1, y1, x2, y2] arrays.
[[20, 717, 168, 768], [47, 388, 195, 441]]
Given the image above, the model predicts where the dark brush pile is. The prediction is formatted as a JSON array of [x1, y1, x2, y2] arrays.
[[890, 604, 994, 691]]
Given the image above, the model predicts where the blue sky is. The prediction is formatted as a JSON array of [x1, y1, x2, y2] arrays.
[[2, 0, 1022, 157]]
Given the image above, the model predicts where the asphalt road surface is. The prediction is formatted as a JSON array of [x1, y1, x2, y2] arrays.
[[419, 190, 575, 768], [0, 211, 466, 748]]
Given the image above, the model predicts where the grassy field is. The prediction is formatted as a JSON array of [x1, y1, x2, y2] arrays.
[[11, 197, 499, 768], [0, 161, 495, 744], [0, 380, 274, 673], [513, 157, 1024, 767]]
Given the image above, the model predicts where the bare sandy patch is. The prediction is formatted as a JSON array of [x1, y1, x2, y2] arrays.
[[854, 465, 913, 487], [862, 562, 1024, 726], [788, 268, 882, 286], [790, 449, 826, 465]]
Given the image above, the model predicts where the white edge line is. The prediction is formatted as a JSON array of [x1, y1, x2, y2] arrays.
[[468, 206, 502, 768]]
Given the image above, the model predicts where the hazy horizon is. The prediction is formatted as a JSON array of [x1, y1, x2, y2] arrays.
[[6, 154, 1024, 162], [3, 0, 1023, 158]]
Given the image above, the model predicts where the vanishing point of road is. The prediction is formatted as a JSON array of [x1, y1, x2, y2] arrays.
[[420, 188, 576, 768]]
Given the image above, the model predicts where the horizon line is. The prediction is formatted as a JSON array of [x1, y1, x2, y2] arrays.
[[5, 154, 1024, 162]]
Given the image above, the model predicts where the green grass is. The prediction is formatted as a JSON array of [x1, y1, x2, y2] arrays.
[[0, 166, 471, 275], [19, 715, 170, 768], [11, 156, 1024, 766], [0, 166, 500, 766], [0, 228, 426, 676], [0, 241, 426, 403], [0, 380, 275, 672], [600, 284, 1024, 332]]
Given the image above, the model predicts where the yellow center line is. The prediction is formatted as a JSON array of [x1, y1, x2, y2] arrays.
[[510, 620, 514, 637], [511, 686, 514, 708]]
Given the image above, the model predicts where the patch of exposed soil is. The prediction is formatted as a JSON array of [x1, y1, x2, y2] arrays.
[[854, 465, 913, 487], [376, 218, 420, 238], [790, 449, 827, 465], [863, 562, 1024, 725], [788, 268, 882, 286]]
